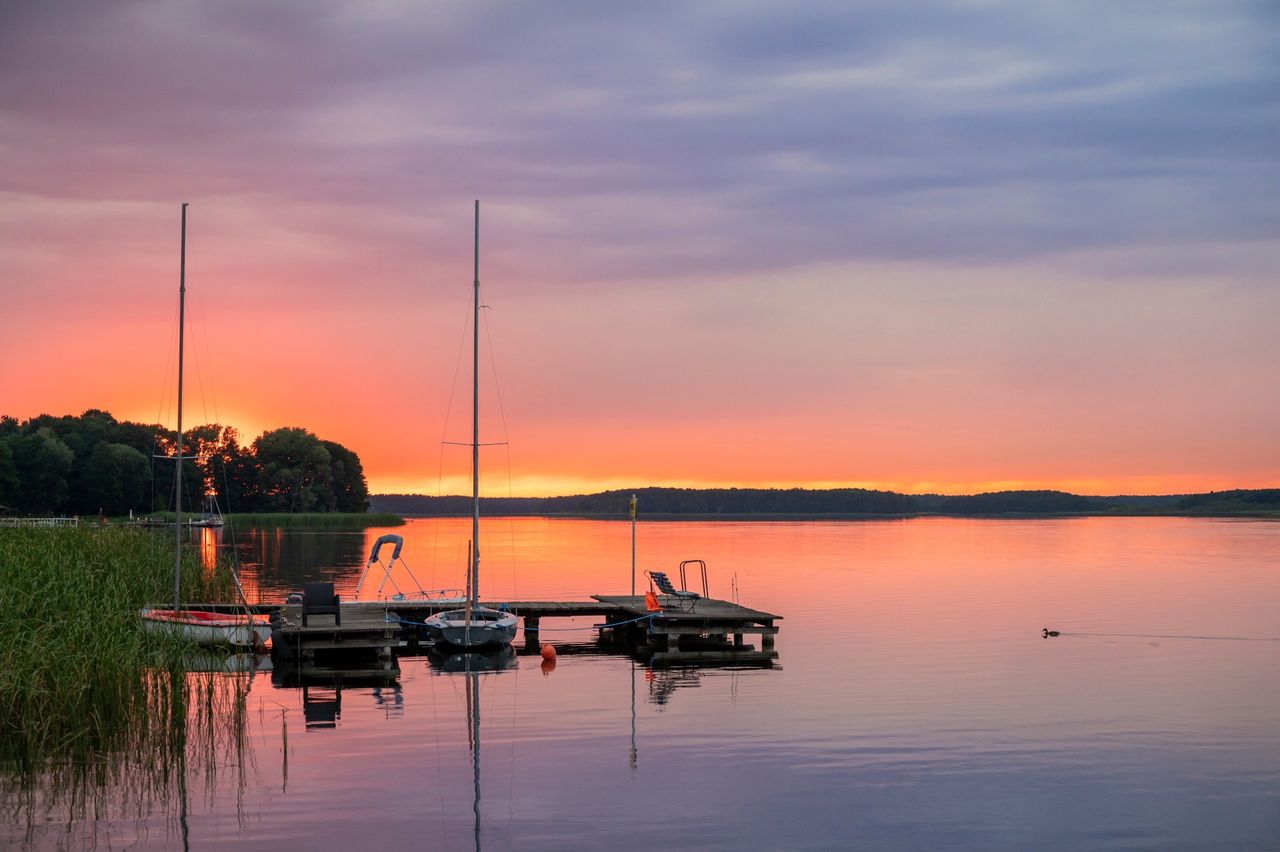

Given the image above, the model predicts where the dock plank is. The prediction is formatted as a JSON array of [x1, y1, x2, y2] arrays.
[[593, 595, 781, 623]]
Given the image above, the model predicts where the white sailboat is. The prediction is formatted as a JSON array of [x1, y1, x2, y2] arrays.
[[188, 495, 225, 528], [140, 203, 269, 650], [424, 201, 518, 649]]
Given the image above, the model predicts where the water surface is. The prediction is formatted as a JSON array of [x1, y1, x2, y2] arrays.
[[7, 517, 1279, 850]]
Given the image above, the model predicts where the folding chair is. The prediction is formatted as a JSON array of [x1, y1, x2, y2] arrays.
[[645, 570, 700, 612]]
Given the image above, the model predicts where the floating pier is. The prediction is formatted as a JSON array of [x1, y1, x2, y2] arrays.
[[270, 602, 401, 674], [266, 595, 781, 670]]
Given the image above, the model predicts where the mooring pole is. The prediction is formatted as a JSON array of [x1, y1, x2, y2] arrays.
[[630, 493, 637, 596]]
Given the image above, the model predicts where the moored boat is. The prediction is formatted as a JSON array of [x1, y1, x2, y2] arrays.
[[139, 203, 261, 650], [423, 201, 518, 650], [425, 605, 518, 649], [140, 608, 271, 650]]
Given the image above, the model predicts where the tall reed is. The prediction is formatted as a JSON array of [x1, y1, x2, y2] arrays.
[[225, 511, 404, 528], [0, 526, 235, 771], [2, 666, 262, 847]]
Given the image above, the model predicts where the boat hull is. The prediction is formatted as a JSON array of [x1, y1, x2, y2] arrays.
[[141, 609, 271, 650], [424, 607, 518, 649]]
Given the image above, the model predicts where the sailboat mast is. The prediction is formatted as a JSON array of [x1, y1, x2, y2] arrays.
[[173, 201, 187, 613], [471, 199, 480, 606]]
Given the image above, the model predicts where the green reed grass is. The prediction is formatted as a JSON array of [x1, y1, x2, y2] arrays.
[[0, 526, 237, 772], [3, 666, 263, 846]]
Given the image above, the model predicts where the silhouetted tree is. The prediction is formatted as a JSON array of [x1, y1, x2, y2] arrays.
[[0, 440, 20, 511], [322, 439, 369, 512], [81, 442, 150, 516], [9, 428, 74, 514], [252, 427, 333, 512]]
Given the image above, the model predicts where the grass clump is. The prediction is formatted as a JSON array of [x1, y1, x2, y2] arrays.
[[0, 526, 235, 772], [224, 511, 404, 528]]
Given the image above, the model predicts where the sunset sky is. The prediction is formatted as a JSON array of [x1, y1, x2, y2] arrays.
[[2, 1, 1277, 497]]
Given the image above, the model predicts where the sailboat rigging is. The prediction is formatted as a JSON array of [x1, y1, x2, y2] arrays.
[[424, 201, 518, 649], [140, 203, 269, 650]]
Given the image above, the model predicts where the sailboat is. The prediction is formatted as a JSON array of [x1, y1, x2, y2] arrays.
[[188, 495, 225, 528], [423, 201, 518, 649], [140, 203, 270, 650]]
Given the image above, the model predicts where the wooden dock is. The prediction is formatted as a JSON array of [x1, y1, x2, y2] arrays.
[[270, 602, 401, 673], [268, 594, 781, 667], [591, 595, 779, 651]]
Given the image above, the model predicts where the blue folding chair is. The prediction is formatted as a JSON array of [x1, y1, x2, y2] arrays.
[[646, 570, 700, 612]]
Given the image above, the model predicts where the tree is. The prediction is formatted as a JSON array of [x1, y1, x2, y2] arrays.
[[198, 426, 259, 512], [0, 410, 373, 515], [321, 440, 369, 512], [80, 442, 150, 516], [252, 428, 333, 512], [0, 439, 20, 511], [10, 428, 74, 514]]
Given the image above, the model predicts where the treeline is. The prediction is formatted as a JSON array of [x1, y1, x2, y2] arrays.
[[373, 486, 1280, 517], [1175, 489, 1280, 513], [0, 410, 369, 517]]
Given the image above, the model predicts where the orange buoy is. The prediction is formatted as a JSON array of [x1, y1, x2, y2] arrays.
[[540, 643, 556, 660]]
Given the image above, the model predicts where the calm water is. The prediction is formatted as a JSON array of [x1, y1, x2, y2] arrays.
[[7, 517, 1280, 850]]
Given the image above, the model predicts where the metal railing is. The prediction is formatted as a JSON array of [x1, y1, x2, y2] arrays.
[[679, 559, 709, 597]]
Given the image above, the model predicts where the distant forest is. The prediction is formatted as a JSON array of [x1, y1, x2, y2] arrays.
[[0, 410, 369, 517], [373, 487, 1280, 517]]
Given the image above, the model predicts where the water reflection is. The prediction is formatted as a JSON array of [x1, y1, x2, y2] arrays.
[[2, 664, 265, 851], [227, 526, 370, 602], [427, 645, 519, 674], [302, 686, 340, 729], [297, 679, 405, 729], [427, 646, 520, 852]]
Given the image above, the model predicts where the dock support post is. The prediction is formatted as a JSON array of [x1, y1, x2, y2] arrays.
[[524, 616, 541, 649], [762, 622, 775, 649], [734, 633, 744, 648]]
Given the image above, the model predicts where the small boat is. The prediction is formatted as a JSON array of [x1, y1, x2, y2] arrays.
[[425, 603, 517, 649], [424, 201, 518, 650], [140, 204, 261, 650], [141, 608, 271, 651], [188, 497, 225, 527]]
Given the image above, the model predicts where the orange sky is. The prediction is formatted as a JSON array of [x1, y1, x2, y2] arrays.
[[2, 5, 1277, 497], [3, 229, 1276, 497]]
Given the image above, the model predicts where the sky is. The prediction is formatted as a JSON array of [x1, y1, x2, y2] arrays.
[[2, 1, 1278, 497]]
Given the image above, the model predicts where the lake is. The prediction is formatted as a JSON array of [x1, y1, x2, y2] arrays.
[[5, 517, 1279, 850]]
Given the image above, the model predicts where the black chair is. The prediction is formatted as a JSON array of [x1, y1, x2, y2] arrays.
[[646, 570, 699, 612], [302, 581, 341, 626]]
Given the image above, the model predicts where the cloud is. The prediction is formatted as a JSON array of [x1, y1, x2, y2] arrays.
[[2, 0, 1275, 284]]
